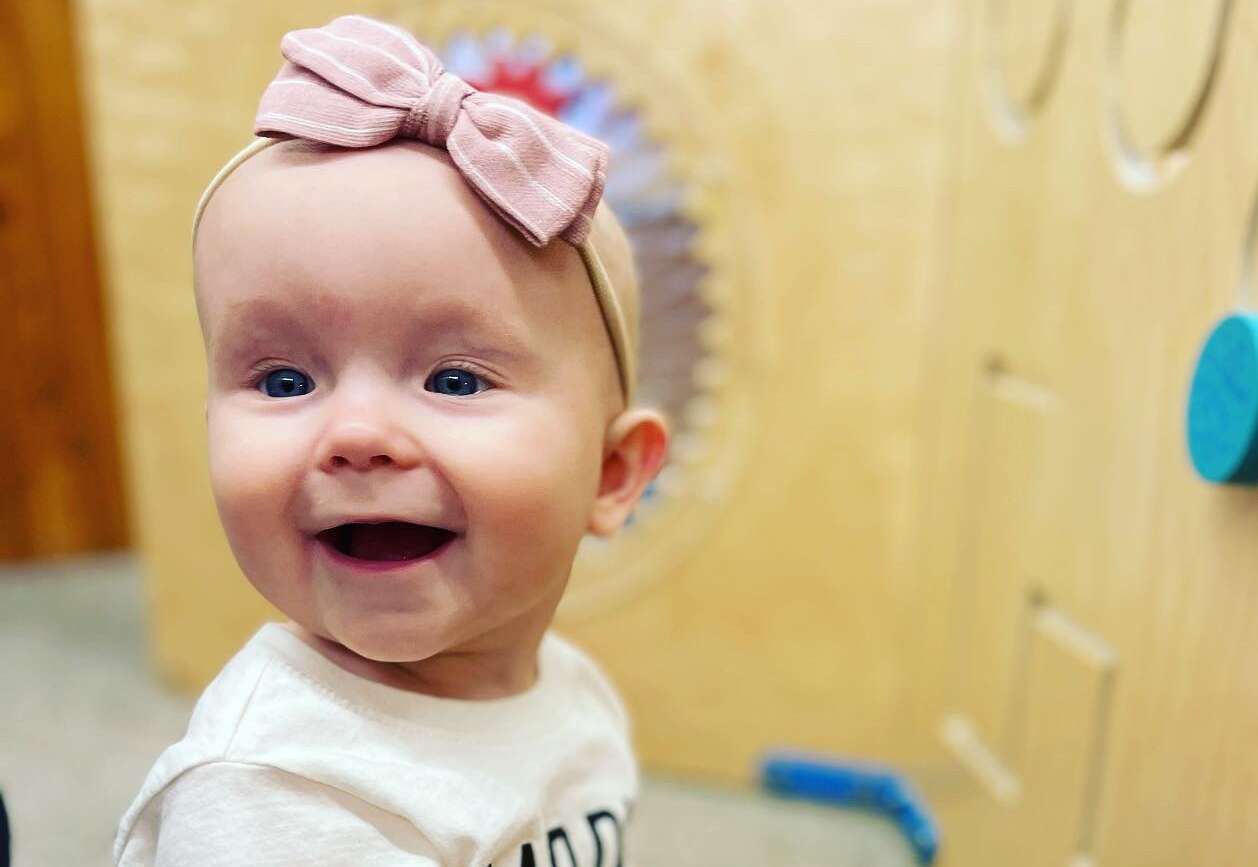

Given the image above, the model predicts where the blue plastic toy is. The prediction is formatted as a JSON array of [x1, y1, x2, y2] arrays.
[[759, 751, 940, 865]]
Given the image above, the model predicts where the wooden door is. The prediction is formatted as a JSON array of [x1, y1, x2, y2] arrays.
[[914, 1, 1258, 864], [0, 0, 128, 559]]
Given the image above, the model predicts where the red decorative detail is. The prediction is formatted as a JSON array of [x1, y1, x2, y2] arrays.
[[468, 58, 571, 117]]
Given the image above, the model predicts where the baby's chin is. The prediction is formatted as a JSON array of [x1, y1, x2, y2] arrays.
[[301, 614, 551, 699], [284, 616, 455, 690], [314, 613, 452, 664]]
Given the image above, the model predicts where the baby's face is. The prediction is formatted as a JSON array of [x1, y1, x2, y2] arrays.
[[195, 141, 621, 665]]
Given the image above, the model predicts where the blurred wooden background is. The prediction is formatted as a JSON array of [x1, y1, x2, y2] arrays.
[[0, 0, 128, 559]]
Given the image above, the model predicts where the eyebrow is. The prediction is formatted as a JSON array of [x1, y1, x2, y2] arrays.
[[208, 294, 533, 364], [207, 298, 317, 361]]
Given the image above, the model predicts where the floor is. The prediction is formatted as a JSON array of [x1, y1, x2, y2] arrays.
[[0, 553, 915, 866]]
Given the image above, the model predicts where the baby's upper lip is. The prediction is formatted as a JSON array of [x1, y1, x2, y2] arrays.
[[310, 514, 459, 535]]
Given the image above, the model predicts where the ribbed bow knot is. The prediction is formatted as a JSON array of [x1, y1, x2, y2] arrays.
[[398, 71, 473, 147]]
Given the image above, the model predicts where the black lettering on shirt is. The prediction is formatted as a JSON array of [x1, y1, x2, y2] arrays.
[[548, 827, 578, 867], [586, 809, 622, 867], [486, 802, 630, 867]]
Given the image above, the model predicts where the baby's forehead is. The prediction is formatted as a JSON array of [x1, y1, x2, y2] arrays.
[[195, 140, 596, 340], [199, 140, 542, 274]]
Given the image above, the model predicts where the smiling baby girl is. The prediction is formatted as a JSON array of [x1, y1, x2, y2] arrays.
[[114, 15, 668, 867]]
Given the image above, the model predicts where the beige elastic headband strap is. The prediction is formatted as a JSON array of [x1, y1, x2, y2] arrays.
[[192, 137, 636, 404], [576, 224, 636, 405]]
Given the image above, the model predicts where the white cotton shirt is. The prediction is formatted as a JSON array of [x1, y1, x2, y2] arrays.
[[114, 623, 637, 867]]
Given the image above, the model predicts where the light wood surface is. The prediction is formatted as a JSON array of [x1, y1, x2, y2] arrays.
[[914, 1, 1258, 863]]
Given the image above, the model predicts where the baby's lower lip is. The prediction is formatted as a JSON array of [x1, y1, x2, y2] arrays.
[[312, 533, 456, 573]]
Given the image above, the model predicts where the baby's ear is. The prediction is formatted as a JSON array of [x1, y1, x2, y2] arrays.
[[587, 408, 670, 537]]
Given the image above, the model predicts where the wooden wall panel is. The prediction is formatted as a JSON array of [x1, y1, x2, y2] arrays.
[[914, 1, 1258, 864]]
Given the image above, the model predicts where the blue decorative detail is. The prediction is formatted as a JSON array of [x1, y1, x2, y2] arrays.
[[759, 751, 940, 865], [1186, 314, 1258, 484]]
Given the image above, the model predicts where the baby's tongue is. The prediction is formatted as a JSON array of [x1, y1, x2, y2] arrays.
[[348, 522, 445, 561]]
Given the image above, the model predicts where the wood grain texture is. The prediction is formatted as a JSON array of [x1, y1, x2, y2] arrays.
[[0, 0, 128, 559], [913, 1, 1258, 864]]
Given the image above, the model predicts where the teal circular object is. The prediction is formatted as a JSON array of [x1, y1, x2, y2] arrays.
[[1186, 314, 1258, 484]]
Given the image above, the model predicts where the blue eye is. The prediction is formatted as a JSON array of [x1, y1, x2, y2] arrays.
[[427, 368, 485, 397], [259, 368, 314, 398]]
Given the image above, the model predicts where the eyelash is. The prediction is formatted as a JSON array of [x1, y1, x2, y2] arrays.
[[245, 361, 296, 390], [244, 360, 497, 391]]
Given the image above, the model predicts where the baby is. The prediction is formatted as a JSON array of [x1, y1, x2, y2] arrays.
[[114, 15, 668, 867]]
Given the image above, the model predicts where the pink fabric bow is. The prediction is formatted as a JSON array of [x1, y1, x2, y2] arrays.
[[254, 15, 608, 247]]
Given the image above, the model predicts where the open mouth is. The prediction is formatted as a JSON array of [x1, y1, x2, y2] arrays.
[[315, 522, 456, 563]]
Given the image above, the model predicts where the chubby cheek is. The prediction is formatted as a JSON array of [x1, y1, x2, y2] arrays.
[[445, 403, 601, 592], [206, 403, 309, 586]]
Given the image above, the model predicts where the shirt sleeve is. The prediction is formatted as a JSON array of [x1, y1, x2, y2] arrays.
[[119, 761, 440, 867]]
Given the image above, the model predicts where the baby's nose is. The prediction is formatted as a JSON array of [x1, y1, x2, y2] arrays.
[[316, 418, 423, 473]]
